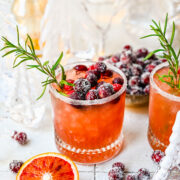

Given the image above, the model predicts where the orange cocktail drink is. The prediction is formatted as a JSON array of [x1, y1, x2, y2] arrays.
[[50, 61, 127, 164], [148, 62, 180, 151]]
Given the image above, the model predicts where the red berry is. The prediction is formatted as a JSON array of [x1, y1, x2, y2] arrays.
[[112, 77, 124, 85], [88, 65, 96, 71], [86, 90, 99, 100], [86, 73, 98, 87], [145, 64, 155, 72], [64, 79, 74, 91], [113, 84, 122, 92], [151, 150, 165, 164], [120, 51, 131, 64], [108, 167, 124, 180], [161, 59, 167, 63], [74, 65, 88, 71], [128, 76, 140, 87], [98, 57, 105, 61], [131, 64, 142, 76], [112, 162, 125, 171], [86, 70, 101, 80], [137, 168, 150, 180], [141, 72, 150, 84], [126, 175, 136, 180], [69, 91, 85, 100], [98, 83, 114, 99], [144, 85, 150, 94], [67, 90, 75, 95], [102, 69, 113, 78], [136, 48, 148, 58], [111, 56, 120, 63], [178, 68, 180, 74], [9, 160, 23, 173], [12, 131, 28, 145], [74, 78, 91, 93], [123, 45, 132, 51], [95, 62, 107, 73]]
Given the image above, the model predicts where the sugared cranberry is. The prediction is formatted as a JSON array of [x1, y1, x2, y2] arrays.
[[86, 90, 99, 100], [130, 86, 143, 95], [126, 175, 136, 180], [86, 73, 98, 87], [64, 79, 74, 91], [112, 162, 125, 171], [145, 64, 155, 72], [136, 58, 145, 66], [141, 72, 150, 85], [95, 62, 107, 73], [111, 56, 120, 63], [98, 83, 114, 99], [116, 62, 129, 70], [112, 77, 124, 85], [74, 65, 88, 71], [136, 48, 148, 58], [137, 168, 150, 180], [98, 57, 105, 61], [128, 76, 140, 87], [96, 81, 105, 89], [88, 65, 96, 71], [131, 64, 142, 76], [69, 91, 85, 100], [108, 167, 124, 180], [120, 51, 132, 64], [121, 68, 132, 79], [144, 85, 150, 94], [123, 45, 132, 51], [12, 131, 28, 145], [113, 84, 122, 92], [9, 160, 23, 173], [102, 69, 113, 78], [86, 70, 101, 80], [151, 150, 165, 164], [73, 78, 91, 93]]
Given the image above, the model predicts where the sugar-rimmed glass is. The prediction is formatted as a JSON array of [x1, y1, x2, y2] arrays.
[[49, 61, 127, 164], [148, 62, 180, 151]]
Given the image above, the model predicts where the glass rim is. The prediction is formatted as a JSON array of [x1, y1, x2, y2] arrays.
[[150, 62, 180, 102], [49, 60, 127, 105]]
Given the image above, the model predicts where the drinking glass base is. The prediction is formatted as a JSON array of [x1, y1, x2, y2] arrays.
[[55, 132, 124, 165]]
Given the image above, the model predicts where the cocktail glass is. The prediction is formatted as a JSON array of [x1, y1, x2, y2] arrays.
[[50, 61, 127, 164], [148, 62, 180, 151]]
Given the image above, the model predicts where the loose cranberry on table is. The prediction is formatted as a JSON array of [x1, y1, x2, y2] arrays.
[[9, 160, 23, 173], [112, 162, 125, 171], [12, 131, 28, 145], [137, 168, 150, 180], [126, 175, 136, 180], [108, 167, 124, 180], [74, 64, 88, 71], [151, 150, 165, 164]]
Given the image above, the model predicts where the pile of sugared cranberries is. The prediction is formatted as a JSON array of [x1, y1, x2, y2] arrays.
[[9, 160, 23, 173], [12, 131, 28, 145], [98, 45, 167, 96], [66, 62, 124, 100]]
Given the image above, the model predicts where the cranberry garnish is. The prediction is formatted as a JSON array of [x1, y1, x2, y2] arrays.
[[131, 64, 142, 76], [12, 131, 28, 145], [128, 76, 140, 87], [145, 64, 155, 72], [123, 45, 132, 51], [113, 84, 122, 92], [126, 175, 136, 180], [86, 90, 99, 100], [144, 85, 150, 94], [108, 167, 124, 180], [86, 70, 101, 80], [73, 78, 91, 93], [86, 73, 98, 87], [98, 57, 105, 61], [94, 62, 107, 73], [98, 83, 114, 99], [151, 150, 165, 164], [112, 162, 125, 171], [96, 81, 105, 89], [137, 168, 150, 180], [69, 91, 85, 100], [88, 65, 96, 71], [74, 65, 88, 71], [112, 77, 124, 85], [64, 79, 74, 91], [136, 48, 148, 58], [141, 72, 150, 84], [102, 69, 113, 78], [111, 56, 120, 63], [9, 160, 23, 173]]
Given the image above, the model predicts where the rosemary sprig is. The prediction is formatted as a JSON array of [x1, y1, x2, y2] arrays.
[[1, 26, 74, 100], [141, 13, 180, 89]]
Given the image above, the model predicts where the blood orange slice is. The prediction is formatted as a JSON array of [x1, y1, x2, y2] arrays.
[[16, 152, 79, 180]]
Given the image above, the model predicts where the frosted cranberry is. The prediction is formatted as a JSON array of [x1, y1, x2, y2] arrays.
[[69, 91, 85, 100], [121, 68, 132, 79], [108, 167, 124, 180], [131, 64, 142, 76], [12, 131, 28, 145], [96, 81, 105, 89], [120, 51, 131, 64], [74, 78, 91, 93], [111, 56, 120, 63], [95, 62, 107, 73], [123, 45, 132, 51], [116, 62, 129, 70], [102, 69, 113, 78], [88, 65, 96, 71], [86, 89, 99, 100], [145, 64, 155, 72], [128, 76, 140, 87], [113, 84, 122, 92], [64, 79, 74, 91], [98, 57, 105, 61], [113, 77, 124, 85], [98, 83, 114, 99], [112, 162, 125, 171], [126, 175, 136, 180], [136, 58, 145, 66], [74, 65, 88, 71], [136, 48, 148, 58], [9, 160, 23, 173], [144, 85, 150, 94], [130, 86, 143, 95], [86, 73, 98, 87], [137, 168, 150, 180], [151, 150, 165, 164], [141, 72, 150, 84]]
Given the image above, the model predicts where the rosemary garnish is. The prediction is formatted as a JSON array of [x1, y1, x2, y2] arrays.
[[1, 26, 74, 99], [141, 13, 180, 89]]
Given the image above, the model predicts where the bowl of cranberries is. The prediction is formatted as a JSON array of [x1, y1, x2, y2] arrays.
[[98, 45, 167, 106]]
